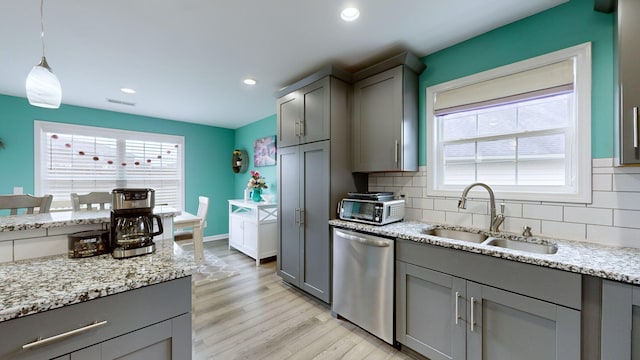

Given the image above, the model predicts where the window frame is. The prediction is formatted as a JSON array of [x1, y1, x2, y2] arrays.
[[426, 42, 592, 203], [34, 120, 185, 210]]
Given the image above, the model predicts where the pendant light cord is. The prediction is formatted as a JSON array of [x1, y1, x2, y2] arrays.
[[40, 0, 46, 57]]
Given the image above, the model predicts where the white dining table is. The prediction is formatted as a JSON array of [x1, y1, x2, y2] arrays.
[[173, 211, 204, 266]]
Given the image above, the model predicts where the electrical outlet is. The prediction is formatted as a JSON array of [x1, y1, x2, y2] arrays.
[[13, 187, 23, 195]]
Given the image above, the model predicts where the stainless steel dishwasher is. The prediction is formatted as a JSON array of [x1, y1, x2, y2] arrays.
[[332, 227, 394, 345]]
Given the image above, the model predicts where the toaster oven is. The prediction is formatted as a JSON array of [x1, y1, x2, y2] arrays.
[[338, 198, 405, 225]]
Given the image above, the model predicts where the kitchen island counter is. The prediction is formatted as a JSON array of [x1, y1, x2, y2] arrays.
[[0, 239, 195, 323], [329, 219, 640, 285]]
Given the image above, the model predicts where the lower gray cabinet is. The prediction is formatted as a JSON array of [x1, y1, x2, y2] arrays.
[[601, 280, 640, 360], [396, 240, 581, 360], [0, 277, 192, 360]]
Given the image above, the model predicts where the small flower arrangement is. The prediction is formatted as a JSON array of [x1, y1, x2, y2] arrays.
[[247, 170, 268, 189]]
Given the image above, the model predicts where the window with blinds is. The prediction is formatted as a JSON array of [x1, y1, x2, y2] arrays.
[[426, 43, 592, 203], [35, 121, 184, 210]]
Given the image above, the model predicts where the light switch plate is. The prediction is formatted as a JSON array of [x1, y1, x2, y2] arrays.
[[13, 187, 23, 195]]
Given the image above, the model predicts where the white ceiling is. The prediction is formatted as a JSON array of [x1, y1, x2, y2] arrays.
[[0, 0, 568, 129]]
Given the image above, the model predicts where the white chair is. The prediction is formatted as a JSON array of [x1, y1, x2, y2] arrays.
[[70, 192, 112, 211], [174, 196, 209, 265], [0, 194, 53, 215]]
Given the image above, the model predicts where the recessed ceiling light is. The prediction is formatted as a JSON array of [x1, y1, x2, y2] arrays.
[[243, 78, 257, 85], [340, 7, 360, 22], [120, 87, 136, 94]]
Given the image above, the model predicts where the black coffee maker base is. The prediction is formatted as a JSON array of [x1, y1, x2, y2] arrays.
[[112, 243, 156, 259]]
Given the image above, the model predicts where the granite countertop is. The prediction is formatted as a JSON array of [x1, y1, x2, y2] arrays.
[[329, 219, 640, 285], [0, 206, 179, 232], [0, 239, 196, 323]]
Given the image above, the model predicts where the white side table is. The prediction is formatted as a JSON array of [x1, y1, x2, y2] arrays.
[[228, 199, 278, 266]]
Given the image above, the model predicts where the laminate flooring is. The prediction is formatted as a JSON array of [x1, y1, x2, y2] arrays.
[[191, 239, 415, 360]]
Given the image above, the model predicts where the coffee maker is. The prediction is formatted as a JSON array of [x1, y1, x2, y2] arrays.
[[110, 188, 163, 259]]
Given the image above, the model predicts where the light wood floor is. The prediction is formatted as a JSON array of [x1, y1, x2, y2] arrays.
[[191, 239, 415, 360]]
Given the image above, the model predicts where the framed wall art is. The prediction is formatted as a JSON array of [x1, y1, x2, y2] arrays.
[[254, 135, 276, 167]]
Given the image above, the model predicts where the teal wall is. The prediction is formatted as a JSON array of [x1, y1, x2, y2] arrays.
[[0, 94, 235, 236], [419, 0, 615, 164], [233, 114, 277, 199]]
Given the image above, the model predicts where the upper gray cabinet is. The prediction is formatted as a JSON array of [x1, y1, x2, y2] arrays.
[[276, 65, 351, 148], [615, 0, 640, 165], [352, 52, 425, 172]]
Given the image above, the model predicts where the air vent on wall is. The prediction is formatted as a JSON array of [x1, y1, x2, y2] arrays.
[[106, 98, 136, 106]]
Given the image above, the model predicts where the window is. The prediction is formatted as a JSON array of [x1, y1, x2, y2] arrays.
[[427, 43, 591, 203], [35, 121, 184, 210]]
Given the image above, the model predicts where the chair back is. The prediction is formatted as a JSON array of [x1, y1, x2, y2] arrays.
[[196, 196, 209, 228], [71, 192, 112, 211], [0, 194, 53, 215]]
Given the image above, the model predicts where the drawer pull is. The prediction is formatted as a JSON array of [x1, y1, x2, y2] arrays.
[[22, 320, 108, 350]]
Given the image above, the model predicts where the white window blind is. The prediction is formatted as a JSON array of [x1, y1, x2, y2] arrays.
[[35, 121, 184, 210], [427, 43, 592, 203]]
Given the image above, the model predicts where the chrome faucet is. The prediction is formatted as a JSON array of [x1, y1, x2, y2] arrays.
[[458, 182, 505, 232]]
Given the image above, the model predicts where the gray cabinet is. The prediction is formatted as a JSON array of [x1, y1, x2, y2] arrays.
[[0, 277, 191, 360], [352, 53, 424, 172], [276, 69, 355, 304], [277, 77, 331, 148], [396, 239, 581, 360], [601, 280, 640, 359], [615, 0, 640, 165]]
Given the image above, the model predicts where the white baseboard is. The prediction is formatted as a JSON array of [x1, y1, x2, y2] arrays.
[[204, 233, 228, 243]]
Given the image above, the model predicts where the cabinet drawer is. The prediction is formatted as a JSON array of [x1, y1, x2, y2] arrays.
[[0, 276, 191, 360]]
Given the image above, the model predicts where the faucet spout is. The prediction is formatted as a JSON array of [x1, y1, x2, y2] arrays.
[[458, 182, 504, 232]]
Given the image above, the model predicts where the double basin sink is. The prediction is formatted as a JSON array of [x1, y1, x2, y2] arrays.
[[422, 228, 558, 255]]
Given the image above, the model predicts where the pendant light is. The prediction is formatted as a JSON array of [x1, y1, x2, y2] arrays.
[[26, 0, 61, 109]]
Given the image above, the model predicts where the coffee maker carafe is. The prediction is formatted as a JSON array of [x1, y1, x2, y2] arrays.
[[111, 188, 163, 259]]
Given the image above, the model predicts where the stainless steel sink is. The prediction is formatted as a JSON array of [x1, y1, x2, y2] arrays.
[[484, 238, 558, 254], [422, 228, 488, 243]]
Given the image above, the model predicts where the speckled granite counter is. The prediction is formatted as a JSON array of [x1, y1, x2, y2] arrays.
[[0, 239, 196, 323], [329, 219, 640, 285], [0, 206, 179, 232]]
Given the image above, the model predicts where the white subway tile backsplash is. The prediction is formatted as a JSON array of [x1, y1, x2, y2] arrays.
[[587, 225, 640, 248], [613, 173, 640, 192], [445, 211, 473, 227], [371, 158, 640, 248], [592, 174, 612, 191], [613, 209, 640, 229], [421, 210, 446, 223], [541, 221, 586, 241], [522, 204, 563, 221], [564, 207, 612, 226], [434, 198, 459, 212]]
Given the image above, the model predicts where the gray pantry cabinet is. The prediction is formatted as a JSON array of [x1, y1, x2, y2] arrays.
[[396, 239, 581, 360], [601, 280, 640, 359], [615, 0, 640, 165], [351, 52, 425, 172], [0, 277, 191, 360], [276, 69, 355, 303]]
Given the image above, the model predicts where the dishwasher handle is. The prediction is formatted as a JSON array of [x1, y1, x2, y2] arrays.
[[335, 230, 390, 247]]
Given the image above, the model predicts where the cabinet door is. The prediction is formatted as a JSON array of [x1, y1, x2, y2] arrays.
[[466, 282, 580, 360], [300, 141, 331, 302], [353, 66, 403, 172], [396, 262, 466, 360], [277, 91, 302, 148], [101, 319, 173, 360], [243, 220, 258, 256], [617, 0, 640, 164], [601, 280, 640, 360], [229, 214, 244, 250], [277, 146, 301, 284], [299, 77, 330, 145]]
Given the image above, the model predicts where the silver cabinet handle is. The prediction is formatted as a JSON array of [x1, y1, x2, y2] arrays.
[[295, 121, 300, 137], [470, 297, 476, 332], [300, 120, 305, 137], [634, 107, 639, 149], [455, 291, 461, 325], [22, 320, 108, 350], [294, 208, 300, 225], [299, 209, 305, 225], [394, 139, 399, 165], [335, 230, 390, 247]]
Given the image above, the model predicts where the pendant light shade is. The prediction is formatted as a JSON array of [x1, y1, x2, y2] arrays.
[[26, 56, 61, 108], [26, 0, 61, 109]]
